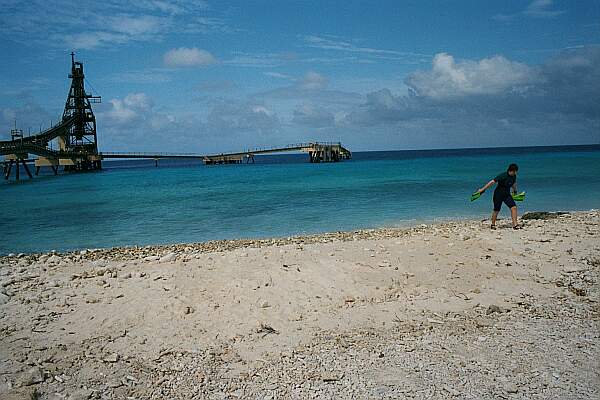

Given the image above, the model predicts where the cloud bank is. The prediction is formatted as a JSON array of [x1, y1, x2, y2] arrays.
[[405, 53, 535, 99], [2, 47, 598, 151], [331, 46, 600, 148]]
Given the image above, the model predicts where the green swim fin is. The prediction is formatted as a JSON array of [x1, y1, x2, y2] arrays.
[[512, 191, 526, 201], [470, 191, 482, 202]]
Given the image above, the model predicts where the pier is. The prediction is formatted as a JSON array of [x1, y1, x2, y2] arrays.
[[1, 55, 351, 181], [199, 142, 350, 165], [99, 142, 350, 165]]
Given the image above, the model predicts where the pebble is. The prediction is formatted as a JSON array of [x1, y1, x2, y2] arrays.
[[107, 378, 123, 388], [505, 382, 519, 393], [21, 366, 45, 386], [444, 386, 461, 396], [159, 253, 177, 263], [103, 353, 119, 363], [322, 372, 344, 382], [68, 388, 93, 400], [486, 305, 502, 315], [46, 255, 61, 265]]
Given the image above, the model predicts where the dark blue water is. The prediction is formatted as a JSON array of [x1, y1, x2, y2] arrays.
[[1, 145, 599, 254]]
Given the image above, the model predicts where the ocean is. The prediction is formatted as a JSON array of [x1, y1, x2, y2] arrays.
[[1, 145, 599, 254]]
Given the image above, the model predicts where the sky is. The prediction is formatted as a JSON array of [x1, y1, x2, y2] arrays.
[[0, 0, 599, 153]]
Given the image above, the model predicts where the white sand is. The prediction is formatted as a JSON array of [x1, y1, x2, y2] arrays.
[[1, 211, 598, 399]]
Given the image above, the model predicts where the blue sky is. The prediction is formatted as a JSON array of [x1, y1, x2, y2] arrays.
[[1, 0, 599, 152]]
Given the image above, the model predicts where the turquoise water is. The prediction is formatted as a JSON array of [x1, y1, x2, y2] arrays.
[[1, 145, 599, 254]]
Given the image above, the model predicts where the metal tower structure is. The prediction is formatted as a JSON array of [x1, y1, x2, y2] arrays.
[[59, 52, 102, 170]]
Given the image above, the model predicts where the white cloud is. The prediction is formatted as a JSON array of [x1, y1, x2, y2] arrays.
[[524, 0, 564, 18], [56, 31, 129, 50], [264, 72, 294, 80], [0, 94, 54, 140], [106, 93, 154, 125], [251, 105, 274, 117], [406, 53, 535, 99], [254, 71, 362, 107], [0, 0, 228, 50], [299, 71, 327, 90], [163, 47, 217, 67], [123, 93, 154, 110], [493, 0, 563, 21], [108, 69, 172, 84], [196, 80, 236, 92], [107, 100, 137, 124], [107, 15, 166, 36], [292, 104, 334, 127], [224, 52, 286, 68], [205, 100, 281, 136], [302, 34, 430, 64], [336, 46, 600, 151]]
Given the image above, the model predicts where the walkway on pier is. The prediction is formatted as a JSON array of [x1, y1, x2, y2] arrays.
[[200, 142, 351, 164], [98, 142, 351, 165]]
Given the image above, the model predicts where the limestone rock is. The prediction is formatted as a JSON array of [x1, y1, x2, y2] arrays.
[[103, 353, 119, 363], [486, 304, 502, 315], [159, 253, 177, 263], [68, 388, 93, 400], [21, 366, 45, 386], [504, 382, 519, 393]]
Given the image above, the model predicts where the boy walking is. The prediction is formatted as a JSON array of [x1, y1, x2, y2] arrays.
[[478, 164, 522, 230]]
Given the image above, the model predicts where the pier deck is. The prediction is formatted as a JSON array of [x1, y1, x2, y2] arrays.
[[98, 142, 351, 165]]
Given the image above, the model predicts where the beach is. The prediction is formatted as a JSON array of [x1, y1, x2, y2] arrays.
[[0, 210, 598, 399]]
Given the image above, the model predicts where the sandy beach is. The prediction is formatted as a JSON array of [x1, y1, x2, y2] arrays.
[[0, 210, 598, 399]]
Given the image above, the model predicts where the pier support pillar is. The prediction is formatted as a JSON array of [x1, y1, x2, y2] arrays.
[[4, 160, 13, 180], [22, 160, 33, 179]]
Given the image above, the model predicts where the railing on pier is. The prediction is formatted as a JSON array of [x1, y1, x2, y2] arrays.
[[202, 141, 351, 164], [99, 152, 204, 159]]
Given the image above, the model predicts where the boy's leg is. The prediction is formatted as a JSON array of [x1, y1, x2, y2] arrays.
[[491, 210, 499, 227], [503, 196, 518, 228], [491, 195, 502, 228], [511, 206, 518, 227]]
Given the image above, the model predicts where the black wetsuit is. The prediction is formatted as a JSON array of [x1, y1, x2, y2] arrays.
[[493, 172, 516, 211]]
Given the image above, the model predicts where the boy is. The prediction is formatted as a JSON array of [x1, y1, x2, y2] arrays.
[[477, 163, 522, 230]]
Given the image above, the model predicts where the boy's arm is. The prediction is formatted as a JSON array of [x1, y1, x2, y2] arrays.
[[479, 179, 496, 193], [512, 182, 518, 194]]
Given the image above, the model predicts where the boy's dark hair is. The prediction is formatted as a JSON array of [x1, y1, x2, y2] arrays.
[[507, 163, 519, 172]]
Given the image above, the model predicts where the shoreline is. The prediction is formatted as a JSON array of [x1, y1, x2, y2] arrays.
[[0, 209, 586, 260], [1, 209, 598, 399]]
